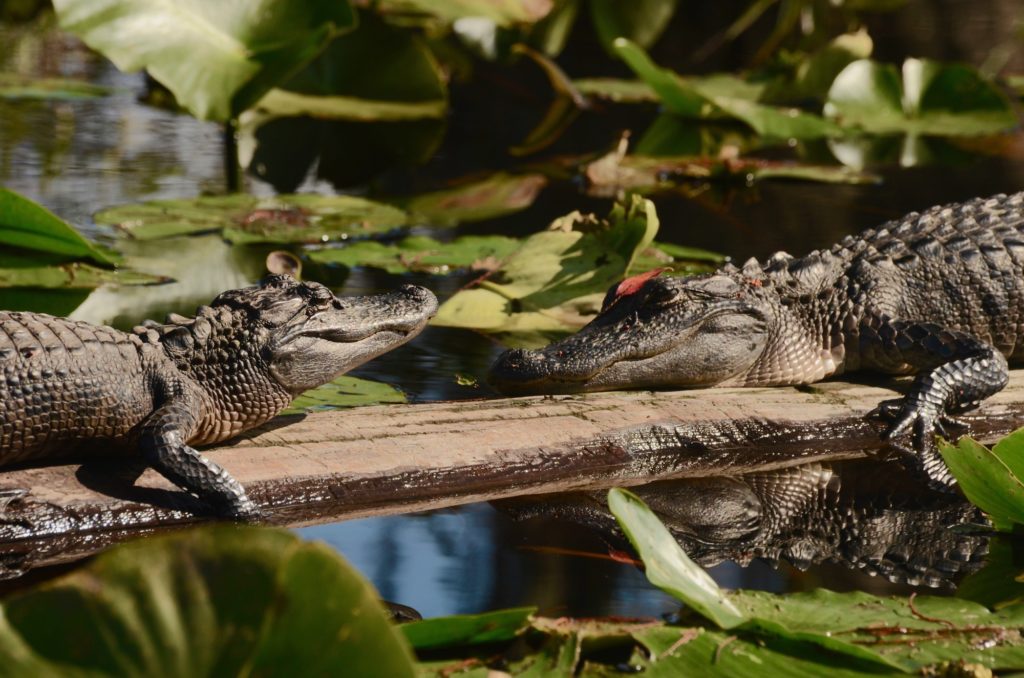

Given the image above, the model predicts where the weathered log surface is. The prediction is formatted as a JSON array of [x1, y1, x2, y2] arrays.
[[3, 373, 1024, 576]]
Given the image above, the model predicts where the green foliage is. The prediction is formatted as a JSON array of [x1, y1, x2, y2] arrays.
[[403, 608, 535, 649], [0, 527, 417, 676], [0, 73, 113, 100], [94, 194, 408, 244], [52, 0, 355, 121], [589, 0, 679, 53], [0, 187, 117, 265], [939, 430, 1024, 531], [283, 376, 408, 413], [824, 58, 1017, 135], [432, 196, 676, 341], [405, 173, 549, 226]]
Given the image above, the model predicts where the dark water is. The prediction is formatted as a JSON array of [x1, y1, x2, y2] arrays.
[[1, 4, 1021, 617]]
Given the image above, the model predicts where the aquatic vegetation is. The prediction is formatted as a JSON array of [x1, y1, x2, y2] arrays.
[[940, 429, 1024, 531]]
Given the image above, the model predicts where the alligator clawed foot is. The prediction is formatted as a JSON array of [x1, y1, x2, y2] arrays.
[[867, 400, 962, 492], [216, 494, 265, 524]]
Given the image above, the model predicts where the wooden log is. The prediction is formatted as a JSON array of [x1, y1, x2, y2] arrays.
[[3, 373, 1024, 576]]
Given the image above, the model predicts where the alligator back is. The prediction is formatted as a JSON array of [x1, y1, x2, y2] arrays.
[[0, 311, 158, 464]]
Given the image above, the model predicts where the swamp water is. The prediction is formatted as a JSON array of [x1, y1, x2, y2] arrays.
[[3, 6, 1024, 620]]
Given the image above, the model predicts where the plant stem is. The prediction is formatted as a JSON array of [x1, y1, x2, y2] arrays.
[[224, 119, 241, 193]]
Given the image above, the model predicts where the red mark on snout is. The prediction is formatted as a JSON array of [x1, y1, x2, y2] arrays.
[[613, 268, 669, 302]]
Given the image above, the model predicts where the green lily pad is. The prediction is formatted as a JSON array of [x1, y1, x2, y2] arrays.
[[432, 196, 658, 336], [283, 376, 407, 413], [0, 526, 416, 676], [824, 58, 1017, 135], [0, 73, 114, 100], [95, 194, 408, 244], [307, 234, 519, 274], [0, 187, 117, 265], [614, 39, 839, 140], [405, 173, 548, 226], [52, 0, 355, 121], [402, 608, 535, 650], [940, 434, 1024, 531], [0, 262, 168, 289]]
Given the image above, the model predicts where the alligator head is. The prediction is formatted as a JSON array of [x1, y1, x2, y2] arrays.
[[489, 271, 772, 395], [153, 274, 438, 397]]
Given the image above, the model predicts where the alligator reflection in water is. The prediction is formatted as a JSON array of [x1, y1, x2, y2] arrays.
[[497, 458, 989, 588]]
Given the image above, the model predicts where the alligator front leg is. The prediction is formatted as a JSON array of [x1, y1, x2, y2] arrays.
[[139, 381, 259, 520], [864, 318, 1009, 484]]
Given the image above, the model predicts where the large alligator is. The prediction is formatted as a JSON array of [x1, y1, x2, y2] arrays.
[[497, 458, 988, 587], [491, 192, 1024, 483], [0, 275, 437, 518]]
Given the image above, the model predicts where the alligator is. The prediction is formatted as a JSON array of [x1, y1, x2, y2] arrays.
[[497, 458, 989, 587], [0, 275, 437, 519], [490, 192, 1024, 483]]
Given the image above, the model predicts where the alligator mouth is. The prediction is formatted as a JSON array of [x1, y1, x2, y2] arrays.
[[285, 284, 438, 346]]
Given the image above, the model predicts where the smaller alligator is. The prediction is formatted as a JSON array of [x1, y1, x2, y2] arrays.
[[0, 275, 437, 518], [490, 192, 1024, 483]]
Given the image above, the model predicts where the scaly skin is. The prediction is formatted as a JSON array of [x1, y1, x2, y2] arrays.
[[490, 192, 1024, 484], [0, 275, 437, 518]]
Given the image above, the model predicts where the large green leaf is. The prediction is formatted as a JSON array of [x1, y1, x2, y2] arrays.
[[432, 196, 659, 337], [403, 608, 535, 650], [52, 0, 355, 120], [0, 262, 167, 289], [614, 39, 838, 140], [94, 194, 408, 244], [0, 187, 117, 265], [251, 11, 448, 123], [283, 376, 407, 414], [308, 235, 520, 274], [940, 435, 1024, 531], [0, 527, 416, 676], [375, 0, 554, 26], [0, 73, 113, 100], [825, 58, 1017, 135]]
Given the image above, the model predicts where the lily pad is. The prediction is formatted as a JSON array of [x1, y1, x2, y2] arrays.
[[95, 194, 408, 244], [0, 73, 113, 100], [52, 0, 355, 121], [0, 262, 168, 289], [0, 526, 416, 676], [375, 0, 553, 26], [283, 376, 407, 413], [405, 172, 548, 226], [0, 187, 117, 265], [307, 234, 519, 274], [614, 39, 839, 140], [402, 608, 535, 650], [432, 196, 658, 337], [824, 58, 1017, 135]]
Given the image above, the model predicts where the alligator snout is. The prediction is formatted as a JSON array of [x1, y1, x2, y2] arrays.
[[488, 348, 572, 394]]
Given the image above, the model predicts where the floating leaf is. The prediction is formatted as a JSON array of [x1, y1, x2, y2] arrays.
[[52, 0, 355, 120], [250, 89, 446, 121], [375, 0, 553, 26], [0, 188, 117, 265], [95, 194, 408, 244], [940, 434, 1024, 530], [0, 527, 416, 676], [402, 608, 535, 650], [405, 173, 548, 226], [307, 235, 519, 274], [825, 58, 1017, 135], [0, 262, 168, 289], [283, 376, 407, 413], [432, 196, 658, 337], [0, 73, 113, 100]]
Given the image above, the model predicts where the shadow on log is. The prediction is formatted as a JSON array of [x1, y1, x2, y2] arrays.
[[2, 374, 1024, 577]]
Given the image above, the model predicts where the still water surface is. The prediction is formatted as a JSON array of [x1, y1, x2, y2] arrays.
[[1, 10, 1020, 617]]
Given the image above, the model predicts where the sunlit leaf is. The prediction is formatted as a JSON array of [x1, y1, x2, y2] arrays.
[[825, 58, 1017, 135], [406, 173, 548, 226], [0, 262, 168, 289], [607, 488, 747, 629], [0, 527, 416, 676], [432, 196, 658, 336], [940, 435, 1024, 530], [0, 188, 117, 265], [283, 376, 406, 413], [376, 0, 553, 26], [95, 194, 408, 244], [307, 235, 519, 274], [52, 0, 355, 120]]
